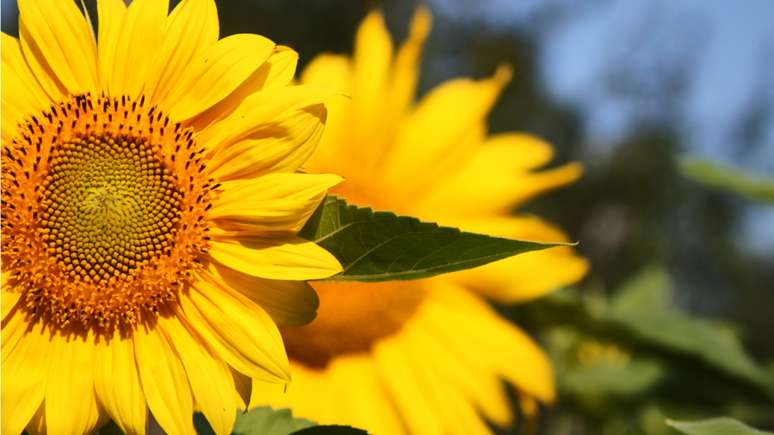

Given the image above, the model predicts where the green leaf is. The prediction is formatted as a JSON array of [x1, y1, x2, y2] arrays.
[[291, 426, 369, 435], [666, 417, 774, 435], [680, 158, 774, 203], [299, 196, 566, 282], [232, 407, 315, 435], [604, 270, 774, 396], [609, 266, 671, 312], [560, 358, 665, 399]]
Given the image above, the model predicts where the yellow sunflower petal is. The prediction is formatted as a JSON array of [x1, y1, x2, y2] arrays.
[[485, 133, 557, 169], [212, 263, 320, 326], [209, 237, 341, 281], [423, 285, 556, 402], [166, 34, 275, 120], [96, 0, 126, 93], [300, 54, 351, 93], [211, 173, 341, 232], [259, 46, 299, 89], [147, 0, 219, 104], [1, 288, 21, 320], [325, 357, 405, 434], [45, 334, 102, 435], [297, 55, 357, 177], [200, 84, 335, 157], [93, 333, 146, 435], [382, 66, 512, 184], [178, 279, 290, 383], [1, 33, 51, 139], [208, 104, 329, 181], [189, 45, 300, 130], [1, 322, 48, 435], [388, 7, 431, 119], [109, 0, 168, 98], [401, 336, 491, 435], [420, 154, 583, 216], [17, 0, 98, 95], [455, 249, 588, 303], [440, 215, 587, 302], [372, 339, 445, 435], [134, 327, 195, 435], [159, 315, 237, 435], [352, 11, 392, 138], [402, 320, 513, 426], [1, 304, 27, 361]]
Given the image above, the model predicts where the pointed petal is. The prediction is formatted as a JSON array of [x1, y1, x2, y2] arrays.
[[177, 279, 290, 383], [300, 54, 351, 92], [208, 104, 329, 181], [159, 316, 237, 435], [189, 45, 299, 130], [419, 144, 583, 216], [1, 296, 27, 359], [134, 327, 195, 435], [423, 215, 587, 302], [382, 66, 511, 185], [422, 284, 556, 402], [1, 322, 48, 435], [108, 0, 169, 98], [44, 334, 101, 435], [96, 0, 126, 93], [351, 11, 393, 140], [17, 0, 98, 95], [211, 173, 341, 232], [372, 339, 445, 435], [93, 333, 147, 435], [166, 34, 274, 120], [1, 33, 52, 139], [147, 0, 219, 105], [388, 7, 431, 119], [199, 84, 336, 156], [208, 237, 341, 281], [298, 55, 354, 173], [211, 263, 319, 326], [403, 320, 513, 426]]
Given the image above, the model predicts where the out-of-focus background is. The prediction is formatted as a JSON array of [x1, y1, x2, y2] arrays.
[[3, 1, 772, 434]]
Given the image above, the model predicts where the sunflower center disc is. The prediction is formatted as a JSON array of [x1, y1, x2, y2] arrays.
[[41, 134, 182, 282], [1, 93, 213, 333]]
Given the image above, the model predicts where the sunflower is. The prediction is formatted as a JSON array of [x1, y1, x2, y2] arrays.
[[252, 9, 589, 434], [0, 0, 344, 434]]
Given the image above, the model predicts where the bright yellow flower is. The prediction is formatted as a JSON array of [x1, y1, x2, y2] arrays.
[[253, 9, 589, 435], [1, 1, 342, 434]]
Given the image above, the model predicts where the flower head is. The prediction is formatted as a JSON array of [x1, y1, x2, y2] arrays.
[[254, 8, 588, 434], [1, 1, 341, 434]]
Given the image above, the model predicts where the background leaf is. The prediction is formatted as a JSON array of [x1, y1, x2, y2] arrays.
[[603, 269, 774, 397], [231, 407, 315, 435], [680, 158, 774, 203], [667, 417, 774, 435], [299, 196, 566, 281]]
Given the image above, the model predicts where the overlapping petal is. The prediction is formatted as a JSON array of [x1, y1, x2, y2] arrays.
[[17, 0, 98, 96]]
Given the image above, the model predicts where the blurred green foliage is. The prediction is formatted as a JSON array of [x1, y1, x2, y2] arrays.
[[681, 159, 774, 203], [667, 417, 774, 435], [512, 267, 774, 435]]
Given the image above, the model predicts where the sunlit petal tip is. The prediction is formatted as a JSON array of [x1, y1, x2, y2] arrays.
[[493, 63, 514, 85], [410, 6, 433, 40]]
